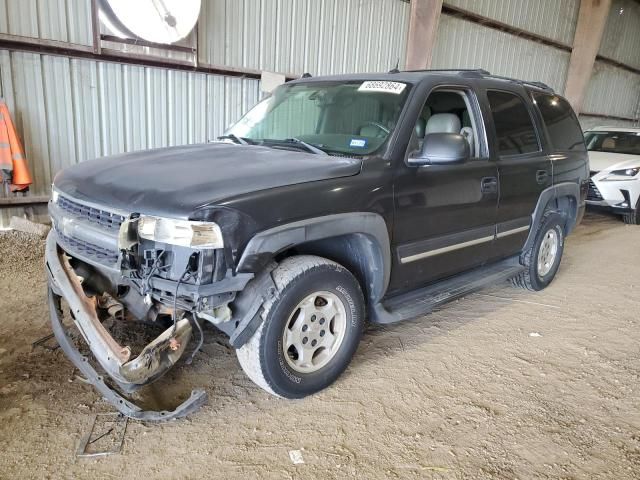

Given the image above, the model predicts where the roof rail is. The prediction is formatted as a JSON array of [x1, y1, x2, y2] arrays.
[[478, 73, 554, 93], [401, 68, 554, 93], [404, 68, 491, 76]]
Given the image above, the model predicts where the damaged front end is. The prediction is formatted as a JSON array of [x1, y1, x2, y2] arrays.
[[45, 191, 266, 420]]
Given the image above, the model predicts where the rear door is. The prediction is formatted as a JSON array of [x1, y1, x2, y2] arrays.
[[482, 88, 552, 260]]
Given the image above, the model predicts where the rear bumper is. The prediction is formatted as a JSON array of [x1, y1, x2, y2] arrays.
[[45, 231, 207, 420]]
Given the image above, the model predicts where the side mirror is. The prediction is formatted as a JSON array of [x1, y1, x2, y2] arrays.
[[409, 132, 470, 166]]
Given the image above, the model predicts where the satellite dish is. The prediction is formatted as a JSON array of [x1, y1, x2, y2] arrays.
[[99, 0, 201, 44]]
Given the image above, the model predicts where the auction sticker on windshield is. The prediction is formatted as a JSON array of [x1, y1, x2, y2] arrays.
[[358, 81, 407, 94]]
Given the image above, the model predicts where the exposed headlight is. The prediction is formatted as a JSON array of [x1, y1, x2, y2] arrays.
[[602, 167, 640, 181], [137, 216, 224, 249]]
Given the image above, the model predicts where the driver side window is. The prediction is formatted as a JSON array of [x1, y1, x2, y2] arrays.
[[412, 89, 482, 158]]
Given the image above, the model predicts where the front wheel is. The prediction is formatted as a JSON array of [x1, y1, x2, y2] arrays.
[[236, 255, 365, 398], [512, 212, 565, 291], [623, 199, 640, 225]]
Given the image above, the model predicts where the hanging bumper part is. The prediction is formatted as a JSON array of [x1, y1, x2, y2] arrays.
[[45, 231, 207, 420]]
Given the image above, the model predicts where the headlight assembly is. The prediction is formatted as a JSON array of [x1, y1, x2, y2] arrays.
[[137, 216, 224, 249], [602, 167, 640, 181]]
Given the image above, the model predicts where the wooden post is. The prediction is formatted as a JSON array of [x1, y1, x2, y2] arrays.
[[405, 0, 443, 70], [564, 0, 612, 113]]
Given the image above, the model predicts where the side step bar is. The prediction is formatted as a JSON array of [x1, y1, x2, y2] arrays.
[[370, 258, 525, 325]]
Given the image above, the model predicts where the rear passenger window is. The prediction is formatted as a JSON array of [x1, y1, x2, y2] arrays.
[[487, 91, 539, 156], [532, 92, 586, 152]]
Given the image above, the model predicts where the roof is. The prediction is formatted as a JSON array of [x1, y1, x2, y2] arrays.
[[289, 69, 554, 93]]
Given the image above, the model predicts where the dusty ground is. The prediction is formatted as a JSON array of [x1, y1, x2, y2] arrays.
[[1, 211, 639, 479]]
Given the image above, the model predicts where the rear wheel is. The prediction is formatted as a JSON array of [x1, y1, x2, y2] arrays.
[[512, 212, 565, 291], [236, 255, 365, 398]]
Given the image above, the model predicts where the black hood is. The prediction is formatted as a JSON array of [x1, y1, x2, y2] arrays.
[[54, 143, 362, 218]]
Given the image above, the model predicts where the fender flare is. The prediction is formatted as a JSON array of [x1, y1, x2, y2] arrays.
[[524, 182, 580, 251], [236, 212, 392, 303]]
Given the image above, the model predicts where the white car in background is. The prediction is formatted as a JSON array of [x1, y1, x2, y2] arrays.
[[584, 127, 640, 225]]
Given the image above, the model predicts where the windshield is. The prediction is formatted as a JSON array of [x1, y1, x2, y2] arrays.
[[584, 131, 640, 156], [225, 80, 411, 156]]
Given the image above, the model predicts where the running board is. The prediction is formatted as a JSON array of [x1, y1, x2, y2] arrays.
[[370, 259, 525, 325]]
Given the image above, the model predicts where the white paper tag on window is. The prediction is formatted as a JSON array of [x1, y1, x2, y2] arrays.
[[358, 81, 407, 94]]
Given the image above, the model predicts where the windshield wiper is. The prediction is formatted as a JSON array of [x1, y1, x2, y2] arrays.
[[282, 138, 328, 156], [217, 134, 249, 145]]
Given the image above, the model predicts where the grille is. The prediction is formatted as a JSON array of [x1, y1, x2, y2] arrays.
[[57, 195, 125, 231], [57, 231, 119, 265], [587, 179, 603, 200]]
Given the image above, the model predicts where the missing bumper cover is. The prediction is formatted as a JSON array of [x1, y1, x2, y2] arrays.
[[45, 231, 207, 420]]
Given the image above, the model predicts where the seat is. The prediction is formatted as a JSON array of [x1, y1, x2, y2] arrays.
[[602, 138, 616, 150], [414, 106, 432, 140], [425, 113, 461, 134]]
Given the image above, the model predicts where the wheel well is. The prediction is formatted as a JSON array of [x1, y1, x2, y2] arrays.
[[275, 233, 387, 304], [545, 195, 577, 234]]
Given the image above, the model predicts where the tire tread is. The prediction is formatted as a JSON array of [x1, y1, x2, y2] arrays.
[[236, 255, 348, 397]]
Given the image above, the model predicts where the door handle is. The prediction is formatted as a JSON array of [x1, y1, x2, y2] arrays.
[[536, 170, 549, 184], [481, 176, 498, 194]]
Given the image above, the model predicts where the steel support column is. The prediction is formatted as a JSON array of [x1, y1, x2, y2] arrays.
[[405, 0, 443, 70], [565, 0, 613, 113]]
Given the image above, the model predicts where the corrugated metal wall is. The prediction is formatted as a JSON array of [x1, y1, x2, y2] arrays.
[[0, 49, 261, 226], [198, 0, 410, 75], [431, 14, 571, 93], [599, 0, 640, 69], [580, 0, 640, 128], [442, 0, 580, 46], [0, 0, 410, 228], [0, 0, 93, 46], [435, 0, 640, 130], [582, 62, 640, 121], [433, 0, 580, 93]]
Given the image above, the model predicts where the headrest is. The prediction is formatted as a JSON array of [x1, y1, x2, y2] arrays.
[[425, 113, 461, 134]]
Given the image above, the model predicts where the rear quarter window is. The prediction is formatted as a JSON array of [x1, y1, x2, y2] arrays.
[[532, 92, 586, 152]]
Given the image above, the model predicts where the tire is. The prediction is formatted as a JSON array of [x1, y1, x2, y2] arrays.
[[623, 200, 640, 225], [512, 212, 565, 291], [236, 255, 365, 399]]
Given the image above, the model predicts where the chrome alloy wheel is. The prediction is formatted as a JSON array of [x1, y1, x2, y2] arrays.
[[537, 228, 559, 277], [281, 291, 347, 374]]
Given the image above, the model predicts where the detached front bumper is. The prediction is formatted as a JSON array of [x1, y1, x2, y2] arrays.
[[45, 231, 207, 420]]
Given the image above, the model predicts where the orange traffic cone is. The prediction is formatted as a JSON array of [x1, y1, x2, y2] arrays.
[[0, 99, 32, 192]]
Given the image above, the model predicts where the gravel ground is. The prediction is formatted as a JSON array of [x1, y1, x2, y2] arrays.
[[0, 211, 639, 479]]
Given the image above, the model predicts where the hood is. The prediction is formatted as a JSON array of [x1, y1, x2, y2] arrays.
[[54, 143, 362, 217], [588, 150, 640, 173]]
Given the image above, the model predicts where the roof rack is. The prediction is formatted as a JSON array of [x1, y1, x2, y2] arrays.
[[486, 74, 554, 93], [403, 68, 554, 93], [404, 68, 491, 75]]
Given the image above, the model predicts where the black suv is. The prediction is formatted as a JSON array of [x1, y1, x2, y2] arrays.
[[46, 69, 589, 420]]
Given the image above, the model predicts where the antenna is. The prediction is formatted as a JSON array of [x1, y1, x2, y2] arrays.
[[388, 58, 400, 74]]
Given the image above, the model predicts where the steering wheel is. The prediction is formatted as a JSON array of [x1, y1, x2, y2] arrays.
[[357, 121, 390, 136]]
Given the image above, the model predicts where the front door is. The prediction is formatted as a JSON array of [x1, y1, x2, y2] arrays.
[[389, 87, 499, 295]]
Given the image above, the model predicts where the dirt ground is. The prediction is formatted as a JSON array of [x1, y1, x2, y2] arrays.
[[1, 211, 639, 479]]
